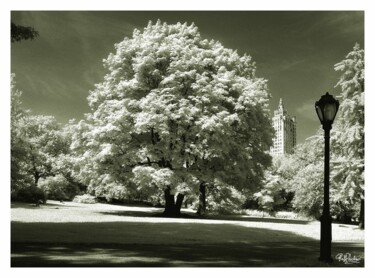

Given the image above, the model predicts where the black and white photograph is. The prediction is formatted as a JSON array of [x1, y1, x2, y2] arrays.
[[4, 0, 372, 271]]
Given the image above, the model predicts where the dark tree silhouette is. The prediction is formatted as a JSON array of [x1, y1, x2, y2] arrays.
[[11, 22, 39, 43]]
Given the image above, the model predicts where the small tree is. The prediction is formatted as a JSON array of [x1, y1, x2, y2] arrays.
[[18, 115, 69, 186]]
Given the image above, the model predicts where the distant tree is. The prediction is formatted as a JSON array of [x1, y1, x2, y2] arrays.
[[17, 115, 69, 186], [11, 76, 72, 204], [53, 120, 91, 197], [11, 20, 40, 188], [11, 74, 30, 190], [11, 76, 69, 188], [79, 21, 274, 216], [11, 21, 39, 43], [251, 155, 295, 214], [286, 136, 325, 218]]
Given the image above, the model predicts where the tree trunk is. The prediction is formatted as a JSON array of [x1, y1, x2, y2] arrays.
[[197, 183, 206, 216], [163, 187, 185, 217], [164, 187, 175, 215], [34, 172, 40, 186], [358, 191, 364, 229], [175, 193, 185, 215]]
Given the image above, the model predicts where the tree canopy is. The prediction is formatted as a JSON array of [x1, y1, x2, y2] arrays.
[[11, 75, 70, 198], [72, 21, 274, 214], [331, 43, 364, 225]]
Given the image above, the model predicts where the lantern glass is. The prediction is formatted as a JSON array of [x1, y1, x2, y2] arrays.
[[315, 105, 324, 123], [315, 92, 339, 127], [323, 103, 337, 122]]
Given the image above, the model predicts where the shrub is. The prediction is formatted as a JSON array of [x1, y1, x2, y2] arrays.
[[73, 194, 97, 204], [244, 209, 271, 218], [93, 184, 130, 203], [12, 185, 46, 203], [205, 185, 245, 215], [39, 175, 80, 201]]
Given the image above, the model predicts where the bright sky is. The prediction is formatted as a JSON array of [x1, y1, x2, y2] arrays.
[[11, 11, 363, 143]]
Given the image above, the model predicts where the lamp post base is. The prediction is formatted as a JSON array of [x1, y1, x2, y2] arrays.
[[318, 257, 333, 263], [319, 213, 333, 263]]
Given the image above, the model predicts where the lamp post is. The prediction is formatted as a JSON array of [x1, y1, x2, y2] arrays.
[[315, 92, 339, 263]]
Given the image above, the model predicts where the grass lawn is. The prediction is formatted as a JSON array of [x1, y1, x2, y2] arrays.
[[11, 200, 364, 267]]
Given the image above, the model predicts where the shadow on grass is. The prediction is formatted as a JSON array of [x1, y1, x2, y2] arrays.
[[11, 241, 364, 267], [11, 221, 364, 267], [99, 210, 198, 219], [206, 214, 311, 225], [11, 202, 80, 209], [99, 210, 311, 224]]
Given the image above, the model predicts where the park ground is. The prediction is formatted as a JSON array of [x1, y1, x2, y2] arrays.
[[11, 200, 364, 267]]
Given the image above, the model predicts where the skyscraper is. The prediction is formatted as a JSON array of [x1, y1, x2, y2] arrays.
[[270, 99, 297, 155]]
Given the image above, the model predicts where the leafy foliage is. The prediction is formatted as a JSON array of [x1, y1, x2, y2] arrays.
[[330, 43, 364, 222], [73, 194, 97, 204], [11, 74, 31, 189], [39, 175, 81, 201], [205, 181, 246, 214], [248, 155, 295, 214], [253, 173, 288, 215], [75, 21, 273, 212], [11, 75, 72, 202], [18, 115, 69, 185], [11, 22, 39, 43], [11, 185, 46, 204]]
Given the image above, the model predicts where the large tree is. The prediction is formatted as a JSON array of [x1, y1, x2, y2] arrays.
[[78, 21, 274, 216], [331, 43, 364, 228]]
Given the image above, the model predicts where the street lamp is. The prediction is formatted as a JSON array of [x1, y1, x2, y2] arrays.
[[315, 92, 339, 263]]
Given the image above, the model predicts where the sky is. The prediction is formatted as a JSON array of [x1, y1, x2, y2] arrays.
[[11, 11, 364, 144]]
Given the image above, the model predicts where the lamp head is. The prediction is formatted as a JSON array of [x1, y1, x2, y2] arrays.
[[315, 92, 339, 129]]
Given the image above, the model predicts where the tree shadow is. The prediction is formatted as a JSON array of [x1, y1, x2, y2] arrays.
[[11, 221, 364, 267], [12, 241, 321, 267], [99, 210, 311, 224], [99, 210, 198, 219], [205, 214, 311, 225], [11, 202, 80, 209]]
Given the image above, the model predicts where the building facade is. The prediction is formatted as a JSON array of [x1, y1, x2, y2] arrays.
[[270, 98, 296, 155]]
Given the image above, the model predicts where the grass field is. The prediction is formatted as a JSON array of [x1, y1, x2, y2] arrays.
[[11, 200, 364, 267]]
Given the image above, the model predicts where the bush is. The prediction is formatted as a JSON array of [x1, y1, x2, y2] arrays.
[[39, 175, 80, 201], [244, 209, 270, 218], [11, 175, 83, 204], [205, 185, 245, 215], [73, 194, 97, 204], [11, 185, 46, 204], [93, 184, 130, 203], [331, 201, 360, 224]]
